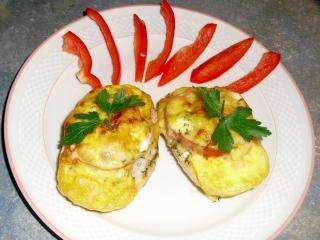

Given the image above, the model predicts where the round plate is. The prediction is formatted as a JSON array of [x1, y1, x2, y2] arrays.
[[4, 5, 315, 240]]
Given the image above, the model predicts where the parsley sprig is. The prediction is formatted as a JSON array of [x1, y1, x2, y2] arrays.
[[197, 87, 271, 153], [60, 111, 106, 145], [60, 88, 145, 145]]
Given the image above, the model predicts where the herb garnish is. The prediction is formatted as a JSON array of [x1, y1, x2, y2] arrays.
[[60, 88, 145, 145], [197, 87, 271, 153]]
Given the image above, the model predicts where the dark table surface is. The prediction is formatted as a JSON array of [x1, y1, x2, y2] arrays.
[[0, 0, 319, 239]]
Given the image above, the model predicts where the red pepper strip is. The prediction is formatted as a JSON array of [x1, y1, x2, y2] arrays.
[[85, 8, 121, 85], [191, 37, 254, 83], [145, 0, 175, 82], [158, 23, 217, 86], [62, 31, 102, 89], [133, 14, 148, 82], [225, 51, 281, 94]]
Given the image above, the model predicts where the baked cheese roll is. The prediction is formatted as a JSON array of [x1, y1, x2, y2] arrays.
[[57, 85, 159, 212], [157, 87, 269, 200]]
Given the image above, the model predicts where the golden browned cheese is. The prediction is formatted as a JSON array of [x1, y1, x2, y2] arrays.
[[57, 85, 159, 212], [157, 87, 269, 200]]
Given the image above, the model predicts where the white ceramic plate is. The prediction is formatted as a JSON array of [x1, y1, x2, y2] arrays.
[[4, 5, 315, 240]]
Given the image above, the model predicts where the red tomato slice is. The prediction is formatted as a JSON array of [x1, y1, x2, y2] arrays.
[[226, 51, 281, 94], [145, 0, 175, 82], [158, 23, 217, 86], [191, 37, 254, 83], [85, 8, 121, 85], [62, 31, 102, 89], [174, 131, 224, 158], [133, 14, 148, 82]]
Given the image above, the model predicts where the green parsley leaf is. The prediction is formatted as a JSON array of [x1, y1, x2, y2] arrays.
[[111, 88, 125, 112], [197, 87, 221, 118], [228, 107, 272, 141], [212, 118, 234, 153], [110, 89, 145, 114], [73, 111, 100, 120], [212, 106, 271, 152], [99, 88, 145, 122], [60, 112, 103, 145], [96, 89, 111, 116], [126, 95, 145, 107]]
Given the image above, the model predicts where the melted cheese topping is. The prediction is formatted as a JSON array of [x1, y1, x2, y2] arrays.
[[158, 87, 270, 199]]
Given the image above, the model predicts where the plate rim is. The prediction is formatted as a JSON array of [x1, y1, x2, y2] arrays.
[[4, 4, 315, 240]]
